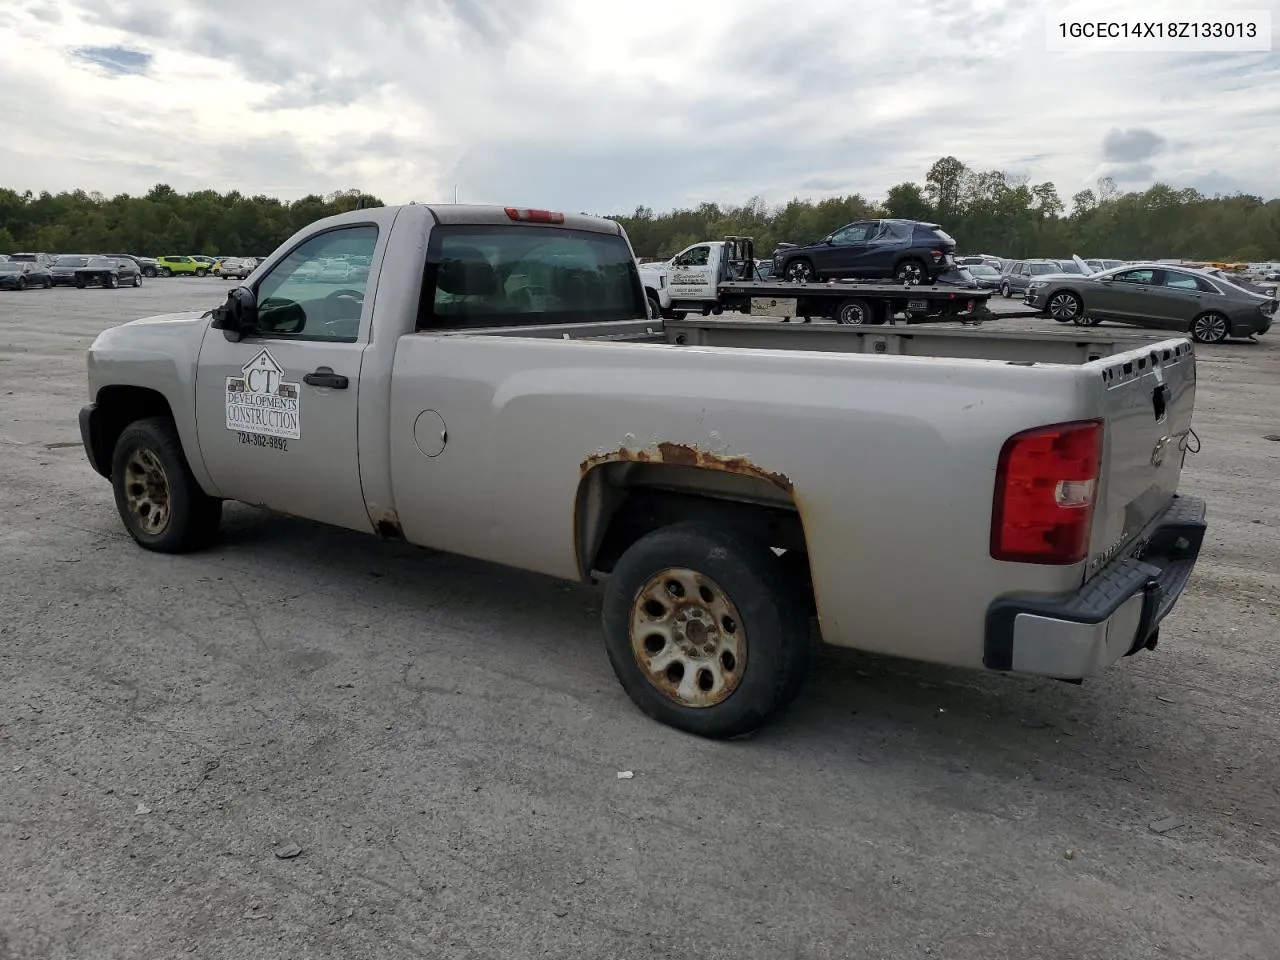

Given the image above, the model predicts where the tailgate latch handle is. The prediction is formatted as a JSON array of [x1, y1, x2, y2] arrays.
[[1152, 384, 1169, 422]]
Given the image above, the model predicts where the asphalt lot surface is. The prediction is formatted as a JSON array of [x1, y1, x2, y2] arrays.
[[1, 278, 1277, 960]]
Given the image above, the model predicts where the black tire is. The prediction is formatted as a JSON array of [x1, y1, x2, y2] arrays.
[[133, 274, 143, 287], [43, 277, 53, 289], [111, 417, 222, 553], [835, 297, 874, 325], [647, 293, 661, 321], [75, 278, 86, 289], [144, 267, 157, 278], [15, 277, 26, 291], [602, 522, 810, 739], [784, 259, 815, 283], [159, 267, 171, 277], [1072, 315, 1101, 327], [1000, 282, 1011, 299], [894, 259, 926, 285], [1047, 290, 1083, 322], [106, 275, 118, 289], [195, 268, 208, 278], [1191, 312, 1229, 343]]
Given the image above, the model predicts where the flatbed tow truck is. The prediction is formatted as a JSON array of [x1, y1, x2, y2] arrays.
[[639, 237, 992, 325]]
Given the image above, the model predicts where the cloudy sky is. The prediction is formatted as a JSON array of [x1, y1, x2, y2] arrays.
[[2, 0, 1278, 212]]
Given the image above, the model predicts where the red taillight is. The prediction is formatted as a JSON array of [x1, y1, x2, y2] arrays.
[[930, 249, 943, 262], [505, 207, 564, 224], [991, 420, 1102, 565]]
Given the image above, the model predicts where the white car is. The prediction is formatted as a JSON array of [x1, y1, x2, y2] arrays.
[[216, 258, 254, 280]]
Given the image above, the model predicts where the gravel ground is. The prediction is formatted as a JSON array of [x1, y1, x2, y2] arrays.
[[1, 279, 1277, 960]]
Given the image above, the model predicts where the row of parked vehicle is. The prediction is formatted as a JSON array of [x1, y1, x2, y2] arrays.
[[0, 251, 262, 287]]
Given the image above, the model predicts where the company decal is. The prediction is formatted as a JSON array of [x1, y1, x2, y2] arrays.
[[226, 348, 300, 445]]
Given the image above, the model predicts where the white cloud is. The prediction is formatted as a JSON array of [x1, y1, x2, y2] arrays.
[[0, 0, 1277, 210]]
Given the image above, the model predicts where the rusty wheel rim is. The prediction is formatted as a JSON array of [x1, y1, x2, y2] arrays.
[[124, 448, 171, 536], [629, 568, 746, 708]]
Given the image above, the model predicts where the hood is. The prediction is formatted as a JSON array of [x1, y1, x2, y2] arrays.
[[126, 310, 212, 327], [1072, 255, 1093, 275]]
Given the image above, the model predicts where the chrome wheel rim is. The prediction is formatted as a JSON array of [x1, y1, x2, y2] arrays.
[[898, 263, 922, 285], [787, 262, 811, 282], [629, 567, 746, 708], [1193, 315, 1227, 342], [1049, 293, 1080, 320], [124, 448, 171, 536]]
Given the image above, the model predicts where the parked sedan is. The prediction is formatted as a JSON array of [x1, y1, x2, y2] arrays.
[[74, 256, 142, 288], [215, 257, 254, 280], [966, 263, 1003, 289], [1024, 263, 1275, 342], [50, 255, 95, 286], [0, 259, 53, 289], [999, 259, 1066, 297]]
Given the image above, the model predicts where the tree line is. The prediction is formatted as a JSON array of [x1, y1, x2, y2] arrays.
[[0, 157, 1276, 261], [0, 185, 384, 258], [615, 157, 1280, 262]]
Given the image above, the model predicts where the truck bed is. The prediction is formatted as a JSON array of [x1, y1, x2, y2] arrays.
[[445, 316, 1194, 367]]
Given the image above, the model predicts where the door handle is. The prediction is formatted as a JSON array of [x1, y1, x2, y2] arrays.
[[303, 366, 348, 389]]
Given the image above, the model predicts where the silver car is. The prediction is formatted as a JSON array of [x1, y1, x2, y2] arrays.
[[999, 259, 1066, 297], [1024, 263, 1276, 342]]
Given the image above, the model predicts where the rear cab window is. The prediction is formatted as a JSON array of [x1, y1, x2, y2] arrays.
[[417, 224, 646, 330]]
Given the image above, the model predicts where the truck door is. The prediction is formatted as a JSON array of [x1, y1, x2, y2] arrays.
[[193, 224, 379, 533], [667, 244, 718, 302]]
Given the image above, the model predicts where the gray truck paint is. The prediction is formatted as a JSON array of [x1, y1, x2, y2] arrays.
[[85, 204, 1199, 676]]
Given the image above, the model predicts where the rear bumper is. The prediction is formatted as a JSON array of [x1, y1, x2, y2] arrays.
[[984, 495, 1207, 679]]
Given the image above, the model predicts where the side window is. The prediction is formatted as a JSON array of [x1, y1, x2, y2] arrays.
[[254, 225, 378, 342], [1114, 268, 1158, 285], [1163, 271, 1200, 290], [830, 223, 872, 244], [676, 246, 710, 267]]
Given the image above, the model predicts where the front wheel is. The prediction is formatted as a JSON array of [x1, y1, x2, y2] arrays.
[[111, 417, 222, 553], [159, 267, 171, 277], [1047, 291, 1083, 322], [43, 277, 53, 289], [835, 298, 874, 325], [785, 260, 815, 283], [602, 523, 810, 739], [75, 278, 86, 289], [133, 274, 143, 287], [1191, 313, 1229, 343], [15, 277, 26, 291], [647, 293, 661, 321], [106, 275, 118, 289], [894, 259, 925, 285]]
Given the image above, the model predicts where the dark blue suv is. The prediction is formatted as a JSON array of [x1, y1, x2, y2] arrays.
[[772, 219, 957, 284]]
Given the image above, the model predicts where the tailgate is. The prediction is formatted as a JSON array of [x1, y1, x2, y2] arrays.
[[1086, 339, 1196, 576]]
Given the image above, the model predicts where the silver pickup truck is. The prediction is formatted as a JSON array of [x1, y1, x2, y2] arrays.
[[79, 204, 1207, 738]]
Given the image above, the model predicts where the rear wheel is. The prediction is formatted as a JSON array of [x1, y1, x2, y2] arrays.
[[1191, 312, 1229, 343], [894, 259, 926, 285], [785, 259, 815, 283], [836, 298, 874, 325], [133, 274, 143, 287], [1047, 290, 1083, 322], [75, 278, 86, 289], [602, 523, 810, 738], [106, 275, 118, 289], [15, 277, 26, 291], [647, 293, 661, 321], [111, 417, 222, 553], [43, 277, 53, 289], [195, 268, 208, 278]]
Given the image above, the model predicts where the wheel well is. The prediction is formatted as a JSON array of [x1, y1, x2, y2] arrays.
[[94, 386, 175, 474], [576, 461, 810, 578]]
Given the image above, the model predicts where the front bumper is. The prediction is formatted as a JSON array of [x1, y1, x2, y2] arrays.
[[1022, 288, 1047, 308], [79, 404, 112, 478], [984, 495, 1207, 679]]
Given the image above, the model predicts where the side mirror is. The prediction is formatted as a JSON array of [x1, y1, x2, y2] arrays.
[[211, 285, 257, 342], [823, 236, 834, 244]]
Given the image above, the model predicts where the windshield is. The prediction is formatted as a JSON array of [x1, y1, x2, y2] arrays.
[[420, 224, 646, 329], [969, 264, 998, 276], [1030, 263, 1058, 275], [56, 256, 89, 267]]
